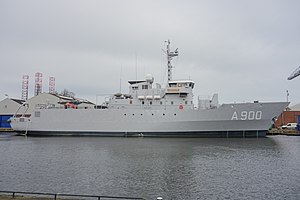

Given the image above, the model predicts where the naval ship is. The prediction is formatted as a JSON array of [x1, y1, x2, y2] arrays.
[[10, 41, 288, 137]]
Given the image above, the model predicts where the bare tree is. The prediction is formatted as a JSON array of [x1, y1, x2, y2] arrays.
[[60, 89, 75, 98]]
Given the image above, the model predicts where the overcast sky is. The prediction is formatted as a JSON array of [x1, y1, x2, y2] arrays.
[[1, 0, 299, 105]]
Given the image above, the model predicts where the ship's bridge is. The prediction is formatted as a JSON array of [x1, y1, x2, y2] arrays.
[[168, 80, 194, 88], [166, 80, 194, 96]]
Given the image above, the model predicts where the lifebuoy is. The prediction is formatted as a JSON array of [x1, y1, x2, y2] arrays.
[[179, 104, 183, 109]]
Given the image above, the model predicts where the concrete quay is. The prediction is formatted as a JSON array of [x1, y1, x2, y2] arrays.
[[267, 128, 300, 136]]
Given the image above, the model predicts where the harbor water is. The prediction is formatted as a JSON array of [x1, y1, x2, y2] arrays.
[[0, 135, 299, 199]]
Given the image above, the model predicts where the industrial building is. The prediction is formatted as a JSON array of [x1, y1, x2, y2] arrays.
[[0, 93, 95, 129], [0, 98, 25, 129], [274, 103, 300, 128]]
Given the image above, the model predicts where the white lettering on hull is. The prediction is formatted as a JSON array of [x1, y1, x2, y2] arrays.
[[231, 111, 262, 120]]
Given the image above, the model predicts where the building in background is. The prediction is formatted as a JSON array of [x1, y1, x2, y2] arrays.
[[0, 93, 95, 129], [0, 98, 25, 129], [26, 93, 95, 113], [274, 103, 300, 128]]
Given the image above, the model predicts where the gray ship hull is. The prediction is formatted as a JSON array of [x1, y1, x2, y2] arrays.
[[10, 102, 288, 138]]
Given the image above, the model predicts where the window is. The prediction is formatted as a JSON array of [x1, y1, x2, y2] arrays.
[[142, 85, 148, 90], [132, 86, 138, 90], [171, 101, 174, 105], [160, 101, 163, 105], [142, 101, 145, 105], [180, 93, 187, 97], [185, 101, 188, 105], [35, 111, 40, 117], [168, 83, 177, 87], [150, 101, 152, 105]]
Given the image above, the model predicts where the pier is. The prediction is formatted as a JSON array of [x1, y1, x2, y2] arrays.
[[267, 128, 300, 136], [0, 128, 13, 132]]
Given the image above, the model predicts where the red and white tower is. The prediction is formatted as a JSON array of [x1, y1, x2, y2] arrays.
[[49, 77, 55, 94], [34, 72, 43, 96], [21, 75, 29, 100]]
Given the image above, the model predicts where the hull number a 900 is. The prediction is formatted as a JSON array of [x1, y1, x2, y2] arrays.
[[231, 111, 262, 120]]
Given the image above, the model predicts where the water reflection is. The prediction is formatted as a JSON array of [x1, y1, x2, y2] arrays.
[[0, 136, 299, 199]]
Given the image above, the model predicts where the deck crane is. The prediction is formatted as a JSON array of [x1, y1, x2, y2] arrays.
[[287, 66, 300, 80]]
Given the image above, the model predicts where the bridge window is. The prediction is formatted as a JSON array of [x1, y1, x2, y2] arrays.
[[142, 85, 148, 89], [169, 83, 177, 87]]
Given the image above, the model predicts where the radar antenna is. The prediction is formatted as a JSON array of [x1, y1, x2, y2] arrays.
[[287, 66, 300, 80], [165, 40, 178, 81]]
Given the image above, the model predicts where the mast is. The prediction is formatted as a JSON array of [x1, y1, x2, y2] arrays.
[[166, 40, 178, 82]]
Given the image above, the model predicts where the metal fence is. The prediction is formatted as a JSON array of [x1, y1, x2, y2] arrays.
[[0, 190, 146, 200]]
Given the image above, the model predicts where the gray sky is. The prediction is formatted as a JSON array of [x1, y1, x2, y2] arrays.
[[1, 0, 299, 105]]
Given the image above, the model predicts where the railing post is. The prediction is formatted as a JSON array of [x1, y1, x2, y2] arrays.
[[12, 192, 15, 198], [54, 193, 57, 200]]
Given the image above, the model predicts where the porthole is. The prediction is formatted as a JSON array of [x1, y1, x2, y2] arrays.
[[124, 114, 127, 116], [174, 113, 177, 116]]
